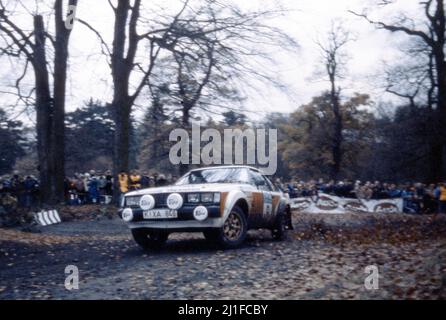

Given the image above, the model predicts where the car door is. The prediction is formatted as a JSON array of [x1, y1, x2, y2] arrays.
[[250, 171, 274, 226], [263, 175, 283, 218]]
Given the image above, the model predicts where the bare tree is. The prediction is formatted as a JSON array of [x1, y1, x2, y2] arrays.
[[78, 0, 191, 199], [351, 0, 446, 181], [316, 23, 351, 180], [144, 1, 297, 174], [0, 0, 78, 204], [159, 1, 298, 126], [80, 0, 297, 189]]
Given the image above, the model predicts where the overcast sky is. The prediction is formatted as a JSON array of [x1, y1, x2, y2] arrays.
[[0, 0, 424, 123]]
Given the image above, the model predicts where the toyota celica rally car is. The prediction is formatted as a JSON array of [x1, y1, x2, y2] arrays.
[[119, 165, 291, 249]]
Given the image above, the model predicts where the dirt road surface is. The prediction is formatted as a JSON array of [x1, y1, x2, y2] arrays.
[[1, 211, 445, 299]]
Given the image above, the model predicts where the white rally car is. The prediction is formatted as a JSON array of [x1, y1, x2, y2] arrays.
[[119, 166, 291, 249]]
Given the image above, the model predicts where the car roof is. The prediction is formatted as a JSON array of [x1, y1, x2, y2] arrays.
[[188, 165, 262, 173]]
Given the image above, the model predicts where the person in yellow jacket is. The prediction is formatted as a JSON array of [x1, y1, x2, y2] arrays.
[[129, 170, 141, 191], [118, 171, 129, 194], [438, 183, 446, 214]]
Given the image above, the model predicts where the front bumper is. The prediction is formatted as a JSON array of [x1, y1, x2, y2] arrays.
[[118, 205, 224, 230], [126, 217, 224, 230]]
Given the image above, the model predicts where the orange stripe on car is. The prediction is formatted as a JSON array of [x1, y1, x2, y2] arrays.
[[220, 192, 228, 216], [250, 192, 263, 215]]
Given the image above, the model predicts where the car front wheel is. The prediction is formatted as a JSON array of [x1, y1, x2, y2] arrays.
[[207, 206, 247, 249]]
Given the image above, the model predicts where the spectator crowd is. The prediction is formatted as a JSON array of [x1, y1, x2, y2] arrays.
[[278, 179, 446, 214], [0, 170, 178, 213], [66, 170, 177, 205], [1, 170, 446, 215]]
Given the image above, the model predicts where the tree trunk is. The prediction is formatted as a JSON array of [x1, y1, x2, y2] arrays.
[[179, 105, 191, 175], [111, 97, 132, 203], [429, 141, 444, 183], [110, 0, 132, 202], [33, 15, 53, 204], [52, 0, 73, 203], [113, 102, 131, 173], [330, 75, 343, 181], [426, 0, 446, 181], [433, 51, 446, 181]]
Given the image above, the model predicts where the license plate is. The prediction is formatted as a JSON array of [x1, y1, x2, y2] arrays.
[[143, 209, 178, 219]]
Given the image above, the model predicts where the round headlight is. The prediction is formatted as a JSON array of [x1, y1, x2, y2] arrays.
[[139, 195, 155, 210], [167, 193, 183, 210], [122, 208, 134, 222], [193, 206, 208, 221]]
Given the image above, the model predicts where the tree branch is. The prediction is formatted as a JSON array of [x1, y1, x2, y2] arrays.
[[349, 10, 433, 46], [77, 18, 112, 61]]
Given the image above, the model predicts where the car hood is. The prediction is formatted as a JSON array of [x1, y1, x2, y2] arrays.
[[125, 183, 254, 196]]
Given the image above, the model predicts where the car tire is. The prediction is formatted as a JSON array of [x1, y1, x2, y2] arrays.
[[213, 206, 248, 249], [271, 210, 288, 241], [131, 229, 168, 250]]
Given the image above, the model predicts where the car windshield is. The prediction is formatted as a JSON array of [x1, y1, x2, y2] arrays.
[[175, 167, 251, 185]]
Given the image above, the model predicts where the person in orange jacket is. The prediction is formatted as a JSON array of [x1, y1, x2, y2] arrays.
[[118, 171, 129, 194], [437, 182, 446, 214]]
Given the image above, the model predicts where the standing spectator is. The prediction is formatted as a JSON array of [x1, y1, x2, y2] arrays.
[[149, 176, 156, 187], [423, 183, 437, 214], [74, 174, 87, 204], [118, 171, 129, 194], [2, 175, 11, 193], [87, 174, 99, 204], [129, 170, 141, 190], [402, 186, 419, 214], [140, 172, 150, 189], [104, 170, 113, 196], [67, 176, 79, 205], [388, 184, 401, 198], [23, 176, 38, 208], [436, 182, 446, 214], [371, 181, 383, 200], [359, 182, 373, 200], [97, 173, 107, 197], [156, 174, 168, 187], [153, 173, 159, 185], [83, 173, 90, 195], [10, 173, 25, 207]]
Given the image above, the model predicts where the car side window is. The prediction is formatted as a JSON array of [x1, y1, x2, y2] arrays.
[[262, 176, 276, 191], [250, 171, 272, 191]]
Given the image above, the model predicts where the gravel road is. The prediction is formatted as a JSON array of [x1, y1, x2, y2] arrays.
[[0, 212, 445, 299]]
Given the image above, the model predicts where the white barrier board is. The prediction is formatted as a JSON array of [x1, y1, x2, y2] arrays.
[[289, 193, 403, 214], [34, 210, 62, 226]]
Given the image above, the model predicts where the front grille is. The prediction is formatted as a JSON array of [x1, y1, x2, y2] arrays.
[[125, 193, 169, 208], [125, 193, 219, 208], [152, 194, 168, 208], [125, 195, 141, 207]]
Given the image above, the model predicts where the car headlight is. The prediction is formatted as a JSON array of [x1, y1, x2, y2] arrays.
[[122, 208, 134, 222], [139, 194, 155, 210], [201, 193, 214, 203], [187, 192, 221, 203], [193, 206, 208, 221], [167, 193, 183, 210], [125, 196, 141, 207], [187, 193, 200, 203]]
